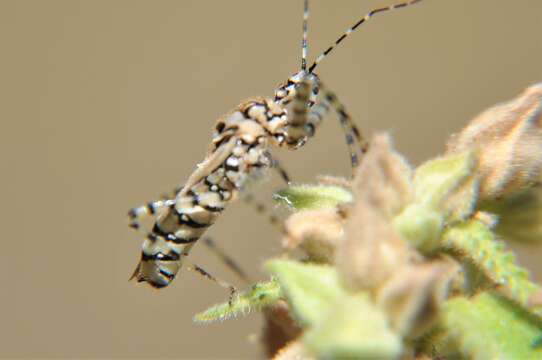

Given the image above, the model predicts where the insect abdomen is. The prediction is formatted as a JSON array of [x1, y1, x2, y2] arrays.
[[131, 109, 271, 288], [131, 155, 243, 288], [131, 193, 224, 288]]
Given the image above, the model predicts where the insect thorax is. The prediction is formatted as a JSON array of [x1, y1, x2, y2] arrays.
[[213, 98, 290, 149], [274, 71, 319, 106]]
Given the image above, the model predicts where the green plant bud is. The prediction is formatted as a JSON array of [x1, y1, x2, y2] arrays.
[[265, 259, 347, 327], [413, 151, 478, 221], [393, 204, 444, 252]]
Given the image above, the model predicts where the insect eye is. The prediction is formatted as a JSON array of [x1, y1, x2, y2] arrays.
[[215, 122, 226, 133]]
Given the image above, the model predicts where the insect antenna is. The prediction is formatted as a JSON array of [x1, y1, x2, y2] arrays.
[[308, 0, 423, 73], [301, 0, 309, 71]]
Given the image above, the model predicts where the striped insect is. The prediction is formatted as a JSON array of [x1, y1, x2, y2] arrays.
[[128, 0, 424, 295]]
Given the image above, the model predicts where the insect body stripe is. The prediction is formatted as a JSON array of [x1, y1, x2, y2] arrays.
[[130, 124, 269, 287], [141, 251, 180, 262], [159, 269, 175, 281], [128, 0, 426, 291], [175, 211, 213, 229]]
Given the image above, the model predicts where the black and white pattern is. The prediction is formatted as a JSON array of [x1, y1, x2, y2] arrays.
[[128, 0, 425, 293]]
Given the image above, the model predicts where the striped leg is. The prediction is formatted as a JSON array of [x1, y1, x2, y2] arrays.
[[203, 237, 251, 283], [287, 75, 367, 177], [266, 151, 291, 184], [243, 193, 284, 233], [127, 198, 176, 232], [186, 262, 238, 306], [201, 188, 291, 285], [199, 192, 288, 287], [128, 182, 186, 232], [314, 80, 368, 175]]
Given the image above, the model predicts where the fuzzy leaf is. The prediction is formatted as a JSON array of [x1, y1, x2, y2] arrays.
[[304, 294, 402, 360], [265, 259, 347, 326], [442, 292, 542, 359], [273, 185, 353, 211], [413, 151, 477, 220], [193, 279, 281, 323], [442, 220, 541, 315]]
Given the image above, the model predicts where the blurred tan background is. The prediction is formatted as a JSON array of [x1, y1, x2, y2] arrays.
[[1, 0, 542, 358]]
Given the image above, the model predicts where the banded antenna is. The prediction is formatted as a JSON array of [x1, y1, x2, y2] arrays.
[[308, 0, 423, 73], [301, 0, 309, 71]]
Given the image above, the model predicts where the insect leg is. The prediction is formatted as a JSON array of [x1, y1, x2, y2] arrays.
[[265, 151, 291, 185], [202, 237, 251, 283], [287, 75, 367, 176], [312, 80, 368, 176], [243, 193, 285, 233], [186, 262, 238, 306], [127, 198, 176, 233], [128, 180, 186, 233]]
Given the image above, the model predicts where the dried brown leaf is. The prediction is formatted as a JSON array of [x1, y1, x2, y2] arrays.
[[338, 133, 415, 290], [447, 83, 542, 198], [263, 300, 303, 358], [353, 133, 413, 219], [314, 174, 351, 188], [338, 199, 412, 291], [376, 259, 460, 337], [283, 209, 344, 263]]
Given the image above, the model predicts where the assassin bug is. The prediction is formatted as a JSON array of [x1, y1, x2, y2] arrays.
[[127, 0, 424, 293]]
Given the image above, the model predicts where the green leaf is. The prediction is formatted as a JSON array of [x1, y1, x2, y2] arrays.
[[413, 151, 477, 220], [442, 292, 542, 359], [273, 185, 353, 211], [304, 294, 402, 360], [265, 259, 347, 326], [193, 279, 281, 323], [442, 220, 541, 315]]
